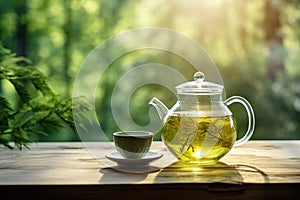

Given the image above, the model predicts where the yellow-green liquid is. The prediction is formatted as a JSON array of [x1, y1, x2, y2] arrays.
[[161, 115, 237, 164]]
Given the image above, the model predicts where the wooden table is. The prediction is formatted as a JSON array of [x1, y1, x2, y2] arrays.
[[0, 141, 299, 199]]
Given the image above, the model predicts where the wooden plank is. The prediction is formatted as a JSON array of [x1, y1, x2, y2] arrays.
[[0, 141, 299, 185]]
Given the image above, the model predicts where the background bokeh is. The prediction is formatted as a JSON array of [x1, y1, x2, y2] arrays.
[[0, 0, 299, 141]]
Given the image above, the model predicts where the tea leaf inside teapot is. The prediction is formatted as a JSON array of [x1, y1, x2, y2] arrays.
[[161, 115, 237, 163]]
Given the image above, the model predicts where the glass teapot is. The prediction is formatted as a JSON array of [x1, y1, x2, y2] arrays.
[[149, 72, 255, 164]]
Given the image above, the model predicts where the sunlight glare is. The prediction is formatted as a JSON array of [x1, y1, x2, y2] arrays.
[[205, 0, 224, 6], [175, 0, 225, 7], [194, 151, 204, 158]]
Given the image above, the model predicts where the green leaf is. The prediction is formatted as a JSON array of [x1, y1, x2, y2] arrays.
[[0, 135, 13, 149], [27, 127, 49, 136], [11, 110, 34, 128], [0, 96, 13, 127], [0, 95, 12, 111], [10, 79, 31, 104], [30, 70, 55, 97]]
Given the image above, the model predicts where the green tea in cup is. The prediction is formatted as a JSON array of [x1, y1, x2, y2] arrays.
[[113, 131, 154, 159]]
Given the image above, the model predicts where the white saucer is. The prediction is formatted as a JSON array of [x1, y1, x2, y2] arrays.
[[105, 151, 163, 167]]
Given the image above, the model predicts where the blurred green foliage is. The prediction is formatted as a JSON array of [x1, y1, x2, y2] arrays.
[[0, 42, 93, 148], [0, 0, 299, 141]]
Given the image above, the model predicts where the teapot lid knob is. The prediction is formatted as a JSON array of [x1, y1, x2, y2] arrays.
[[175, 71, 223, 94], [194, 71, 205, 83]]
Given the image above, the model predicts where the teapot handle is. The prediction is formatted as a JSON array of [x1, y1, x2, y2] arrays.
[[224, 96, 255, 147]]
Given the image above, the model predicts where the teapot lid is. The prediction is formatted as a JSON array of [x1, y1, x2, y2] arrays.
[[175, 71, 223, 94]]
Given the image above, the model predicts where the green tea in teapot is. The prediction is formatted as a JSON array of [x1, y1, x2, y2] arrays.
[[150, 72, 255, 164], [161, 114, 237, 164]]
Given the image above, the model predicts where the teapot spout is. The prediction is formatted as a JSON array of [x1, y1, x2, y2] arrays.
[[149, 97, 169, 122]]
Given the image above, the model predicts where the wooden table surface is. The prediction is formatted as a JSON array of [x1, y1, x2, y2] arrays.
[[0, 140, 299, 199]]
